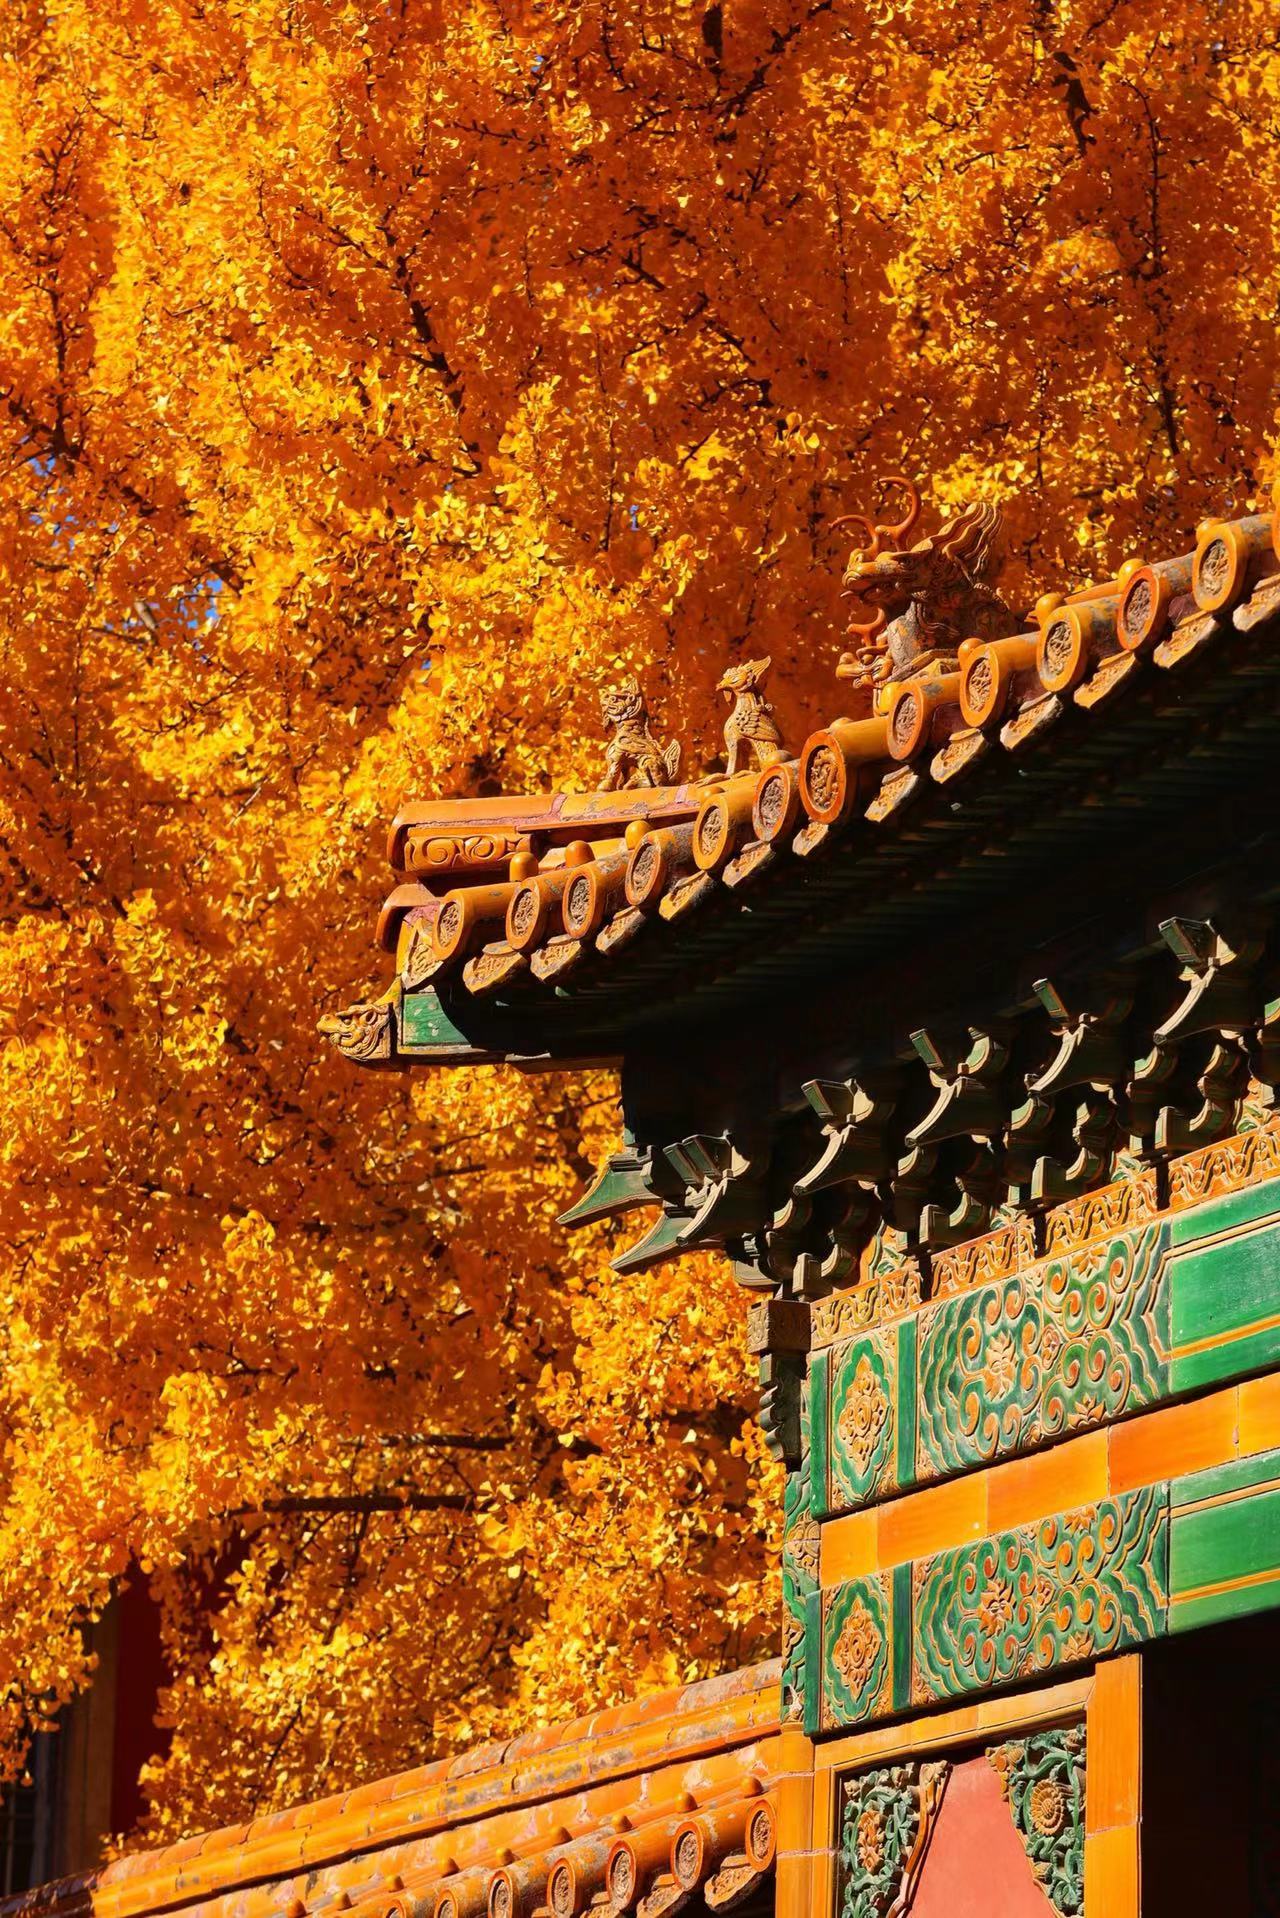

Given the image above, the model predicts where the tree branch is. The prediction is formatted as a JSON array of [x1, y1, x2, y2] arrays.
[[234, 1492, 472, 1517]]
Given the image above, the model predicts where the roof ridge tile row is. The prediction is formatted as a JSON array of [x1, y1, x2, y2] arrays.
[[2, 1667, 780, 1918], [325, 504, 1280, 1059]]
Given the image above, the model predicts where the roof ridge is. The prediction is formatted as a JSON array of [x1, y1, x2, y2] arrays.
[[3, 1665, 780, 1918], [323, 504, 1280, 1065]]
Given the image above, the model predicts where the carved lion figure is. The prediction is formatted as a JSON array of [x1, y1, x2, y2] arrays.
[[599, 675, 682, 790], [836, 476, 1018, 688], [717, 656, 785, 776]]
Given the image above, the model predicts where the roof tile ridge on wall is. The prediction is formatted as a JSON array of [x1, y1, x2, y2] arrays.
[[3, 1662, 781, 1918]]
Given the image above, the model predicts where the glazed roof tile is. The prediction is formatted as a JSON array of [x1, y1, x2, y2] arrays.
[[4, 1666, 780, 1918], [324, 503, 1280, 1067]]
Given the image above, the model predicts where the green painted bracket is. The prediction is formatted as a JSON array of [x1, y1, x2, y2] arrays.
[[557, 1149, 658, 1228]]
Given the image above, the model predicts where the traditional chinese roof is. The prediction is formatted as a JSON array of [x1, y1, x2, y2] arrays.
[[3, 1666, 781, 1918], [325, 504, 1280, 1075]]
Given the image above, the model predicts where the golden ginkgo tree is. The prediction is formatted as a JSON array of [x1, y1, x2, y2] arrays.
[[0, 0, 1276, 1847]]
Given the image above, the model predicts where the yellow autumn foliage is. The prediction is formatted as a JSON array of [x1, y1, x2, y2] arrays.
[[0, 0, 1278, 1850]]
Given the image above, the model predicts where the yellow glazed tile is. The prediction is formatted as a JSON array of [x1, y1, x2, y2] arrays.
[[1108, 1386, 1237, 1492], [987, 1430, 1108, 1535], [876, 1471, 987, 1567]]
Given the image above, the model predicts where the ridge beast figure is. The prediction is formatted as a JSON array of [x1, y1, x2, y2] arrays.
[[717, 656, 786, 776], [835, 475, 1018, 689], [599, 675, 682, 790]]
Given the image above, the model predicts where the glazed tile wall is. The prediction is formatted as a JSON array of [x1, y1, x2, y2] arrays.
[[807, 1444, 1280, 1735]]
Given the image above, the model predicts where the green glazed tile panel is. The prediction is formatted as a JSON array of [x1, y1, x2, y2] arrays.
[[917, 1273, 1044, 1476], [803, 1587, 823, 1738], [1169, 1175, 1280, 1246], [809, 1347, 832, 1514], [915, 1225, 1170, 1484], [821, 1330, 898, 1515], [896, 1314, 918, 1490], [891, 1561, 913, 1713], [399, 986, 477, 1051], [910, 1487, 1168, 1709], [1170, 1444, 1280, 1632], [820, 1571, 895, 1730], [1169, 1198, 1280, 1391], [782, 1376, 819, 1724], [1039, 1224, 1170, 1433]]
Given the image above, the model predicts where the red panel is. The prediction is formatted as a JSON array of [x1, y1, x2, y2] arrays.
[[110, 1572, 169, 1838], [910, 1754, 1055, 1918]]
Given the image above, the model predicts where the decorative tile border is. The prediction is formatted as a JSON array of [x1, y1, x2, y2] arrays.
[[811, 1172, 1280, 1518], [782, 1380, 819, 1724], [810, 1443, 1280, 1735]]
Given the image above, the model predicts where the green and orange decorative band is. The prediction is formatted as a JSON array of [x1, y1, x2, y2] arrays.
[[810, 1176, 1280, 1518], [803, 1446, 1280, 1736]]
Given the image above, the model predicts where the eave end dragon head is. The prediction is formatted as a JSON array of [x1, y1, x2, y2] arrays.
[[835, 476, 1016, 686]]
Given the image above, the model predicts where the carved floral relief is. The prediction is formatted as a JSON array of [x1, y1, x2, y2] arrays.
[[989, 1726, 1086, 1917], [911, 1487, 1167, 1706], [822, 1574, 892, 1728], [834, 1760, 949, 1918]]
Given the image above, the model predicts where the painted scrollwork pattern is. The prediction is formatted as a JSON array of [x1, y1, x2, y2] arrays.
[[931, 1216, 1036, 1297], [989, 1725, 1086, 1916], [1043, 1169, 1159, 1253], [915, 1225, 1169, 1479], [1169, 1117, 1280, 1208], [835, 1761, 949, 1918], [912, 1487, 1167, 1705], [812, 1284, 880, 1347]]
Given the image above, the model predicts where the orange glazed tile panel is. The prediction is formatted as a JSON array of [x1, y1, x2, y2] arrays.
[[1238, 1372, 1280, 1456], [876, 1472, 986, 1568], [985, 1429, 1109, 1536], [818, 1509, 877, 1586], [1084, 1657, 1142, 1835], [1083, 1824, 1140, 1917], [1107, 1390, 1239, 1493]]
